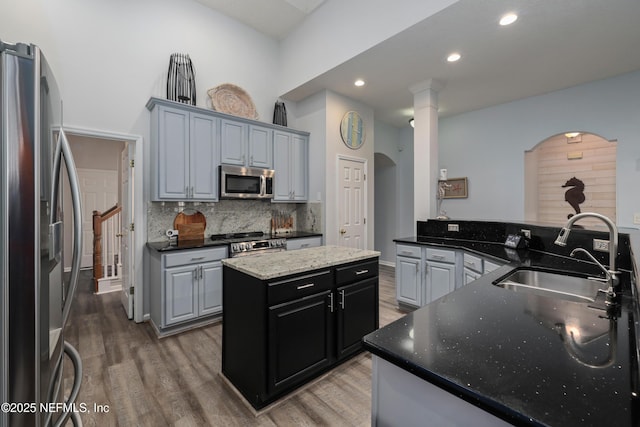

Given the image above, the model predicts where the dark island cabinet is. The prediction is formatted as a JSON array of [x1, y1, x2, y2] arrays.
[[268, 289, 334, 395], [222, 257, 379, 410]]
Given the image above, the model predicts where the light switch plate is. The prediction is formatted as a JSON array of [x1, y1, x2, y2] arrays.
[[634, 213, 640, 224]]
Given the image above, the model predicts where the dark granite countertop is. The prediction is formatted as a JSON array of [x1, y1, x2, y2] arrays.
[[147, 231, 322, 252], [365, 235, 640, 426]]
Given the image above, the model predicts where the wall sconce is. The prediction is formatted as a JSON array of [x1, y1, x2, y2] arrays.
[[409, 118, 414, 128], [565, 132, 582, 143]]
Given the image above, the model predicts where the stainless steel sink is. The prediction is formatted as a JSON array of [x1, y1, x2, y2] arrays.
[[493, 269, 604, 303]]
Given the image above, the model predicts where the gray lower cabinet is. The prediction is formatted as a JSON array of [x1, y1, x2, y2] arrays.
[[149, 246, 227, 334], [395, 242, 504, 307], [273, 130, 308, 202], [396, 244, 456, 307], [425, 248, 456, 303], [463, 253, 483, 285], [149, 103, 219, 201], [396, 255, 422, 306]]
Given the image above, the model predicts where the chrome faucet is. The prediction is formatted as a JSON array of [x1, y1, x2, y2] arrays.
[[554, 212, 619, 298]]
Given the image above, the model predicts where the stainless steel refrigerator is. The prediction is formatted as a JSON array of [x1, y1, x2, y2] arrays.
[[1, 40, 83, 426]]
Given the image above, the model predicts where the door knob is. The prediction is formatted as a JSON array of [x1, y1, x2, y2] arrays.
[[339, 229, 346, 235]]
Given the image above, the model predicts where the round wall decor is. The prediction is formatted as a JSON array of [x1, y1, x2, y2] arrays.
[[340, 111, 365, 149]]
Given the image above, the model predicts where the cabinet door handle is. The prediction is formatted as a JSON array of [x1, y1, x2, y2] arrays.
[[328, 293, 334, 312], [199, 266, 203, 280], [355, 269, 369, 275], [339, 290, 345, 309], [297, 283, 315, 290]]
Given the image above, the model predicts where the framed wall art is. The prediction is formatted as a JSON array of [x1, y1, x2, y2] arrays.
[[441, 177, 468, 198], [340, 111, 365, 149]]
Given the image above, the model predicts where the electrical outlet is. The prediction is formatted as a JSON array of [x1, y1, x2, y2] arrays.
[[448, 223, 459, 232], [634, 213, 640, 224], [521, 229, 531, 239], [593, 239, 609, 252]]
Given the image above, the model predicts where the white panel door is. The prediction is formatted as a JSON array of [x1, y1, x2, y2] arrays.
[[78, 168, 118, 268], [338, 157, 366, 249], [120, 145, 134, 319]]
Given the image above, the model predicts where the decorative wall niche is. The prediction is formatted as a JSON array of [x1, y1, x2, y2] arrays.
[[524, 132, 617, 226]]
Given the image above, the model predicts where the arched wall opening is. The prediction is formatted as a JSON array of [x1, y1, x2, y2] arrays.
[[524, 132, 617, 227], [374, 152, 397, 264]]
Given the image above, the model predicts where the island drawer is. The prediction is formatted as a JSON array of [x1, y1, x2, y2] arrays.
[[335, 259, 378, 285], [268, 269, 333, 306], [396, 244, 421, 258], [426, 248, 455, 264], [163, 247, 228, 268]]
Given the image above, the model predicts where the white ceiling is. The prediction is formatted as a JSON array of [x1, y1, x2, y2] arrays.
[[198, 0, 640, 128]]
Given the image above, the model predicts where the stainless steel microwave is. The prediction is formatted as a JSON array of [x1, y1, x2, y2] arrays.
[[220, 165, 274, 199]]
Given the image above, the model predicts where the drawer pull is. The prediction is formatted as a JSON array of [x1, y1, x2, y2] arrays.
[[300, 243, 310, 248], [190, 257, 205, 261], [297, 283, 315, 290], [401, 250, 412, 255], [355, 269, 369, 275], [432, 255, 445, 260], [464, 261, 476, 267]]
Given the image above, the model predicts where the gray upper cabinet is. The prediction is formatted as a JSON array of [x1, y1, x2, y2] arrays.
[[273, 130, 308, 202], [147, 97, 308, 202], [220, 120, 273, 168], [149, 102, 219, 201]]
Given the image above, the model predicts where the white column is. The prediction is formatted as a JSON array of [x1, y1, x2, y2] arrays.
[[410, 79, 443, 224]]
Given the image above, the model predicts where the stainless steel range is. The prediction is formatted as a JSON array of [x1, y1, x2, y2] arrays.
[[211, 231, 286, 257]]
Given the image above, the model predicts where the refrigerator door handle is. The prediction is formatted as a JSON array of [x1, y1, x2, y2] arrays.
[[52, 341, 83, 427], [51, 129, 83, 328]]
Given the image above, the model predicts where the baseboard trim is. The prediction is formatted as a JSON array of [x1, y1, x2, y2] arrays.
[[379, 260, 395, 268]]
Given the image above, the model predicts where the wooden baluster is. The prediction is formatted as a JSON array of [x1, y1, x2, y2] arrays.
[[93, 209, 103, 291]]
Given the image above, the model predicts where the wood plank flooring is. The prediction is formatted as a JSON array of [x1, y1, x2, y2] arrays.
[[63, 264, 406, 426]]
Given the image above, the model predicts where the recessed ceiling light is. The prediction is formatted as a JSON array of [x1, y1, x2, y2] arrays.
[[499, 13, 518, 26], [354, 79, 365, 87], [447, 53, 461, 62]]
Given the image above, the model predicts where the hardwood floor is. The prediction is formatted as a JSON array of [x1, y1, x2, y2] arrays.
[[63, 264, 406, 426]]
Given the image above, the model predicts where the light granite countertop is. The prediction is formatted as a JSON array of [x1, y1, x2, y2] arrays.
[[221, 245, 380, 280]]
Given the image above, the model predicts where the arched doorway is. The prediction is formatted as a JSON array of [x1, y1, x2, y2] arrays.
[[374, 152, 397, 264], [524, 132, 617, 226]]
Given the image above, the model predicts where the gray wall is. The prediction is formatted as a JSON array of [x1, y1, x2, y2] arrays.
[[437, 70, 640, 228]]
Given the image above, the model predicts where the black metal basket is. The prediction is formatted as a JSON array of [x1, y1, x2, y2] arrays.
[[167, 53, 196, 105]]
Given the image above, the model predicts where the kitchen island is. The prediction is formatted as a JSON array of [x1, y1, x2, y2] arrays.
[[222, 245, 380, 410], [364, 220, 640, 427]]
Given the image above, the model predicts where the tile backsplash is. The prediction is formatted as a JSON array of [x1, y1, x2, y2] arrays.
[[147, 200, 323, 241]]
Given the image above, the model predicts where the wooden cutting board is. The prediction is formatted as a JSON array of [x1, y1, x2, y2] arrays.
[[177, 223, 205, 241], [174, 210, 206, 240]]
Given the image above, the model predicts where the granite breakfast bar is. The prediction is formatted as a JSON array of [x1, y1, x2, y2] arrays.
[[221, 245, 380, 410]]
